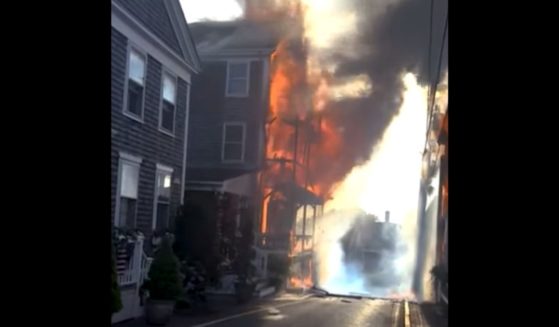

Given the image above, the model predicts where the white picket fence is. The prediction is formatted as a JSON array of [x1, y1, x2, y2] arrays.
[[113, 238, 152, 324]]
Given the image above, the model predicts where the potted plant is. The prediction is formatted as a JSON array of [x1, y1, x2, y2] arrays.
[[234, 275, 255, 303], [142, 237, 183, 325]]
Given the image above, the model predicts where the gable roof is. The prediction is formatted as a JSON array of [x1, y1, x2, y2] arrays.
[[189, 19, 284, 56], [113, 0, 201, 73], [164, 0, 202, 72]]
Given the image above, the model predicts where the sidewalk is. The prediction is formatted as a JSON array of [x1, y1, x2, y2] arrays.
[[418, 302, 447, 327], [113, 292, 308, 327]]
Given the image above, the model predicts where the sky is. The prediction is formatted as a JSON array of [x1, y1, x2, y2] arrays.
[[180, 0, 243, 23]]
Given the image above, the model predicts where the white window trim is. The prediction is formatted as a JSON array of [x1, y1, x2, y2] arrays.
[[114, 152, 143, 228], [180, 83, 191, 205], [159, 68, 178, 137], [222, 122, 246, 163], [156, 163, 174, 173], [152, 164, 174, 231], [122, 43, 147, 123], [119, 152, 143, 164], [225, 60, 250, 98]]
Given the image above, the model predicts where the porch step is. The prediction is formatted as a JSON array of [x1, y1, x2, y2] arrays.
[[116, 247, 129, 272], [254, 280, 268, 292]]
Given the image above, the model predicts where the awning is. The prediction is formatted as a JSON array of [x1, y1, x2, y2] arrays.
[[221, 172, 258, 196], [274, 182, 323, 205]]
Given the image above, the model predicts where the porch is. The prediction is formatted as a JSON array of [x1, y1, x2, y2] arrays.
[[113, 238, 153, 324]]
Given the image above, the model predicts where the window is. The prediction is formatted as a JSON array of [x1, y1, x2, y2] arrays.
[[124, 48, 146, 119], [226, 61, 250, 97], [222, 123, 246, 162], [116, 153, 142, 228], [160, 71, 177, 134], [153, 164, 173, 231]]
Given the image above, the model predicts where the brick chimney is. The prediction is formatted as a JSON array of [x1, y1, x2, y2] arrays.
[[385, 211, 390, 223]]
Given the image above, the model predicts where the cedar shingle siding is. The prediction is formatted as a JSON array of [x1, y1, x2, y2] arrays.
[[111, 25, 187, 236], [187, 60, 266, 181]]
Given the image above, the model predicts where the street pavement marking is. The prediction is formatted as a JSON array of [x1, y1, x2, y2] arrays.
[[404, 301, 411, 327], [191, 298, 311, 327]]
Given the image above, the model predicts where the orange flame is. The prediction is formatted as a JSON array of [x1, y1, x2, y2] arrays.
[[261, 187, 272, 234], [256, 4, 342, 292], [266, 21, 344, 199], [288, 275, 313, 288], [288, 260, 313, 288], [289, 229, 304, 256]]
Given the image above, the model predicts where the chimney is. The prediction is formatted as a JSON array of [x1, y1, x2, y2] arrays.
[[243, 0, 271, 21], [385, 211, 390, 223]]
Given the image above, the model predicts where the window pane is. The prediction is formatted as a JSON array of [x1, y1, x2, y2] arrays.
[[120, 163, 139, 198], [162, 73, 176, 103], [127, 81, 143, 116], [156, 202, 169, 231], [225, 125, 243, 142], [229, 63, 248, 79], [120, 197, 137, 228], [157, 171, 171, 200], [161, 101, 175, 132], [227, 79, 247, 95], [224, 143, 243, 161], [129, 50, 145, 84]]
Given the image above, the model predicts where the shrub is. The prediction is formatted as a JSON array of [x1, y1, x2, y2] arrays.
[[143, 237, 183, 301]]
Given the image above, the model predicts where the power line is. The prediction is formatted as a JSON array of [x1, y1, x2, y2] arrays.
[[426, 0, 435, 129], [429, 12, 448, 115], [424, 5, 448, 151]]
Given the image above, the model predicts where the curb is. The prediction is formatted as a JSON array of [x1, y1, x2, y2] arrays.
[[258, 286, 276, 298]]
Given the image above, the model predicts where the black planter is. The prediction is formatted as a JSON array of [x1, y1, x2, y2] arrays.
[[145, 299, 175, 325], [234, 282, 254, 304]]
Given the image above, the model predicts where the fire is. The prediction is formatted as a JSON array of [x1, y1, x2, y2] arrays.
[[289, 229, 303, 256], [255, 0, 352, 290], [261, 188, 271, 233], [288, 260, 313, 288], [266, 14, 344, 198], [289, 275, 313, 288]]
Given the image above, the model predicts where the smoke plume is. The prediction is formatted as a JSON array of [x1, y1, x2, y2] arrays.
[[311, 0, 448, 193]]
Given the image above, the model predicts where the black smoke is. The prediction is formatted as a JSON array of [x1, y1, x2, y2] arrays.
[[323, 0, 448, 166]]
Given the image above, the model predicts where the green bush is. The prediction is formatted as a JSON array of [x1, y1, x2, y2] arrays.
[[111, 243, 123, 314], [143, 237, 183, 301], [174, 203, 222, 284]]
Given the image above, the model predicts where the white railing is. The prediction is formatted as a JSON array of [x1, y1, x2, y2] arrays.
[[117, 238, 152, 287], [118, 269, 136, 286]]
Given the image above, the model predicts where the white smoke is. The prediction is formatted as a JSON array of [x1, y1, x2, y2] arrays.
[[314, 209, 367, 294], [315, 209, 418, 298], [315, 73, 427, 299]]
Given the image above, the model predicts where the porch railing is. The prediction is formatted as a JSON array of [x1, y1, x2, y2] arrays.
[[117, 238, 151, 287]]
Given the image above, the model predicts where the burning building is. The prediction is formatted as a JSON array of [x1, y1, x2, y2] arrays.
[[186, 0, 325, 289]]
